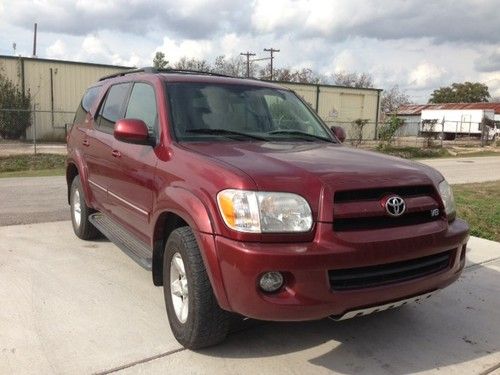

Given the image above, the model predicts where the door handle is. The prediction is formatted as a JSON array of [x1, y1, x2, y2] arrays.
[[82, 139, 90, 147], [112, 150, 121, 158]]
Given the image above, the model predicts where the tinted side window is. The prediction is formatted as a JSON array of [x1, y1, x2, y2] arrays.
[[125, 83, 158, 134], [97, 83, 131, 132], [74, 86, 100, 124]]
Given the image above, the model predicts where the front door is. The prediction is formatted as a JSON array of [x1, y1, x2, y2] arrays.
[[108, 82, 159, 243]]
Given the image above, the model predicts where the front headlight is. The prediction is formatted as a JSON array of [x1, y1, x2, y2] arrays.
[[217, 189, 313, 233], [438, 180, 456, 221]]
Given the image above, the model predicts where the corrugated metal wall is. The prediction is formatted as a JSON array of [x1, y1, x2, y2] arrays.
[[1, 56, 129, 140], [1, 56, 381, 141], [279, 82, 381, 140]]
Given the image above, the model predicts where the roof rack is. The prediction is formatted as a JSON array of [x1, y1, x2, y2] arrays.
[[99, 67, 234, 81]]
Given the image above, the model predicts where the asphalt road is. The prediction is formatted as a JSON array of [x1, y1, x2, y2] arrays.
[[0, 176, 68, 226], [0, 222, 498, 374], [0, 156, 499, 227]]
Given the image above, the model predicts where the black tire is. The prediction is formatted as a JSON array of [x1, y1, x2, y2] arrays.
[[163, 226, 230, 349], [70, 175, 100, 240]]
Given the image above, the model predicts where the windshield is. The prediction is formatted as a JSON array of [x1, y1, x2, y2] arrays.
[[166, 83, 333, 142]]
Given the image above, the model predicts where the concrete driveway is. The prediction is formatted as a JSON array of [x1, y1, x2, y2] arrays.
[[0, 221, 499, 375], [419, 156, 500, 184]]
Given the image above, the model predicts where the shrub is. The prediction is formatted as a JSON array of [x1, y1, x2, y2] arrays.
[[349, 118, 369, 147], [377, 115, 403, 149], [0, 71, 32, 139]]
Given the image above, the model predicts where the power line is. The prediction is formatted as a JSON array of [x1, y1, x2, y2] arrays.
[[240, 51, 256, 78], [263, 48, 280, 80]]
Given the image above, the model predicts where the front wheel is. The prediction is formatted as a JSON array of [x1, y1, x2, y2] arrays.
[[163, 227, 231, 349]]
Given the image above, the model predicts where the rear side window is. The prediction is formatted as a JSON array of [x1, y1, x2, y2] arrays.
[[74, 86, 100, 124], [125, 83, 158, 135], [97, 83, 131, 132]]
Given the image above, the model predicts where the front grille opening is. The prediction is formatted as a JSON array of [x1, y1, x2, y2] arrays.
[[334, 185, 435, 203], [329, 250, 452, 291], [334, 211, 441, 231]]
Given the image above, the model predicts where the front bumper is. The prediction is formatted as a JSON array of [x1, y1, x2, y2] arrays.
[[212, 218, 469, 321]]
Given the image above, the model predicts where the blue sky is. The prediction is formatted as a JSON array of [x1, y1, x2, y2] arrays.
[[1, 0, 500, 102]]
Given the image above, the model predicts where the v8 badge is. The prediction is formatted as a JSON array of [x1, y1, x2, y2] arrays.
[[431, 208, 440, 217]]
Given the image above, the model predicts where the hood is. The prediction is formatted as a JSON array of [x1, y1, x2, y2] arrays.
[[182, 141, 443, 192]]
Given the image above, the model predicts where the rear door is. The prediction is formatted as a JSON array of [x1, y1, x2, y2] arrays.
[[107, 82, 159, 243], [85, 82, 131, 213]]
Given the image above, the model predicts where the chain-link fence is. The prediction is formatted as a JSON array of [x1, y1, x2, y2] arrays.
[[0, 107, 74, 153], [329, 118, 498, 147]]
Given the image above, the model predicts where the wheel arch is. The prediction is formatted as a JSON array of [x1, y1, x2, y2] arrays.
[[151, 188, 230, 310], [66, 153, 92, 207]]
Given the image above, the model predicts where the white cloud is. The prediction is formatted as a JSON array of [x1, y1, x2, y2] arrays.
[[155, 37, 213, 63], [81, 35, 108, 56], [251, 0, 305, 32], [408, 62, 447, 89], [46, 39, 67, 59], [111, 52, 142, 68]]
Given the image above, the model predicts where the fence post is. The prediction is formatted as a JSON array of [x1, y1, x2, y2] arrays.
[[440, 119, 444, 147], [32, 103, 37, 155], [480, 119, 486, 147]]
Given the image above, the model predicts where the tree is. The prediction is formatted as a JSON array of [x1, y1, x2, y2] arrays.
[[259, 65, 320, 83], [331, 71, 374, 88], [174, 57, 211, 72], [381, 85, 411, 114], [212, 55, 248, 77], [153, 51, 169, 69], [429, 82, 490, 103], [0, 70, 31, 139]]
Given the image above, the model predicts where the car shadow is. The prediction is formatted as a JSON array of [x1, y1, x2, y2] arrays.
[[199, 262, 499, 374]]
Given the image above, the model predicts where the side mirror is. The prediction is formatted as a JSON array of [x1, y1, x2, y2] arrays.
[[330, 126, 346, 143], [114, 119, 152, 145]]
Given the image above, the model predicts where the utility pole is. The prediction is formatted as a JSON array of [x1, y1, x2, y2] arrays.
[[240, 51, 256, 78], [32, 23, 37, 57], [263, 48, 280, 80]]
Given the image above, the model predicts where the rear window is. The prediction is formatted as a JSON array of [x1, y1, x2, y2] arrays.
[[74, 86, 101, 124], [96, 83, 131, 132]]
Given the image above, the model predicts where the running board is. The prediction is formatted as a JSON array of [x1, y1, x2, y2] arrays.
[[329, 291, 436, 321], [89, 213, 152, 270]]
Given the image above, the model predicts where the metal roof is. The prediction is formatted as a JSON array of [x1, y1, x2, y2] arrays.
[[397, 103, 500, 115]]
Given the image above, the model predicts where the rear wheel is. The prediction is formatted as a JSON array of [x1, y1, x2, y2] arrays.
[[163, 227, 231, 349], [70, 176, 100, 240]]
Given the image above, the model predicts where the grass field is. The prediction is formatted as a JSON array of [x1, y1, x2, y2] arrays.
[[0, 154, 66, 177], [453, 181, 500, 242]]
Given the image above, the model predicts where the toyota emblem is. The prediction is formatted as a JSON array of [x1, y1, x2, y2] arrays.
[[385, 195, 406, 217]]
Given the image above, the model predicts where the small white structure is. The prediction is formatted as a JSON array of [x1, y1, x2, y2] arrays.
[[420, 109, 497, 140]]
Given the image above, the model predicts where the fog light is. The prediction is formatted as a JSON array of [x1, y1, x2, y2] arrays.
[[259, 271, 284, 293]]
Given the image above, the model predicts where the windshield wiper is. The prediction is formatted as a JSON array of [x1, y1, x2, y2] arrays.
[[186, 128, 269, 141], [267, 129, 333, 142]]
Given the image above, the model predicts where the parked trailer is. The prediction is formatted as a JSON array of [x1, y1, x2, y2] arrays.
[[420, 109, 497, 140]]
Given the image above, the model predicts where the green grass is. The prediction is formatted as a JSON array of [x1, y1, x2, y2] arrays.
[[0, 154, 66, 177], [453, 181, 500, 242], [376, 146, 451, 159]]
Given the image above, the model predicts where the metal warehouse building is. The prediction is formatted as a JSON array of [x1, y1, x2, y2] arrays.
[[0, 55, 382, 141]]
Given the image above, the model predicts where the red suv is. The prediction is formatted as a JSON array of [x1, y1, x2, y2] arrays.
[[66, 68, 469, 349]]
